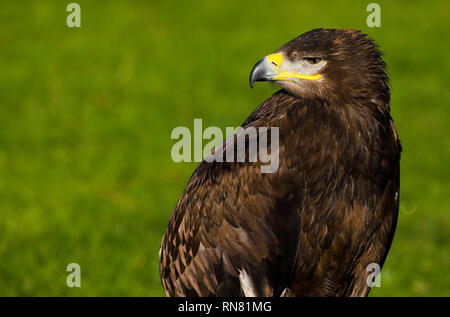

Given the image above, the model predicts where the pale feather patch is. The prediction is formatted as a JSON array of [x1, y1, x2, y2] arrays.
[[238, 269, 257, 297], [280, 288, 291, 297]]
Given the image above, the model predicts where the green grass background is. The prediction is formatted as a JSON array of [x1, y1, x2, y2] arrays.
[[0, 0, 448, 296]]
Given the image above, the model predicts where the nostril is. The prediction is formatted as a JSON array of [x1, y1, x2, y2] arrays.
[[271, 62, 278, 67]]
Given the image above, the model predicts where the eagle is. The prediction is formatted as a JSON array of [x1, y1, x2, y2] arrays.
[[159, 28, 401, 297]]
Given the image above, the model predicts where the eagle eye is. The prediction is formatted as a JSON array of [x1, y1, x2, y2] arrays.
[[304, 57, 322, 65]]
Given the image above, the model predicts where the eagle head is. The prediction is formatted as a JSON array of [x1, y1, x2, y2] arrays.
[[250, 28, 390, 105]]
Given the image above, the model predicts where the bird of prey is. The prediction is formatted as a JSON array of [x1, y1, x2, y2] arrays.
[[159, 28, 401, 297]]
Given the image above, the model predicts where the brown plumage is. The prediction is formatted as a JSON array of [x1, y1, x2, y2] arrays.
[[159, 28, 401, 297]]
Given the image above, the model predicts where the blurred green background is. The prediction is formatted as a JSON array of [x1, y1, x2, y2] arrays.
[[0, 0, 449, 296]]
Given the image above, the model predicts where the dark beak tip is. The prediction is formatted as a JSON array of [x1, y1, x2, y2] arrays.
[[249, 58, 267, 89]]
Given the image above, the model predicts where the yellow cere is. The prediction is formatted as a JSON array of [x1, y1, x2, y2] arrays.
[[266, 53, 284, 71]]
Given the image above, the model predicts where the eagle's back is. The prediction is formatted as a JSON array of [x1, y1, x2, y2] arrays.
[[159, 90, 401, 297]]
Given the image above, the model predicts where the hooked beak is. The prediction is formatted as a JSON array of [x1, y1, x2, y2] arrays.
[[249, 52, 321, 88]]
